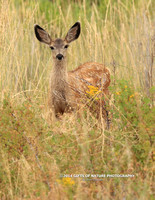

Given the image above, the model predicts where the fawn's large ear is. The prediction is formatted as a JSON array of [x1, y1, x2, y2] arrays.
[[34, 24, 52, 45], [65, 22, 81, 43]]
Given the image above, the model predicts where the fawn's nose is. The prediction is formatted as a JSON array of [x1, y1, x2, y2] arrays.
[[56, 54, 64, 60]]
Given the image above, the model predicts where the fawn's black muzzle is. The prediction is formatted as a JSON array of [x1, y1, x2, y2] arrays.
[[56, 54, 64, 60]]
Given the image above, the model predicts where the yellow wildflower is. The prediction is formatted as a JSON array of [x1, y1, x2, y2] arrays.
[[116, 91, 121, 95], [129, 94, 134, 98], [62, 177, 75, 186], [87, 85, 99, 91], [56, 177, 75, 186], [86, 85, 101, 100]]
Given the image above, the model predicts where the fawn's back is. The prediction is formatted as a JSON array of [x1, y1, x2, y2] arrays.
[[68, 62, 110, 105]]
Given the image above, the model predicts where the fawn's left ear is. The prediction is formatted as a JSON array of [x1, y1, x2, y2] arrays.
[[65, 22, 81, 43], [34, 24, 52, 45]]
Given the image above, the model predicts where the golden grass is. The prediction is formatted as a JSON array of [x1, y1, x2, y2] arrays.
[[0, 0, 154, 199]]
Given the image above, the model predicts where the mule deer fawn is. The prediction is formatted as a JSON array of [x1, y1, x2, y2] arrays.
[[34, 22, 110, 127]]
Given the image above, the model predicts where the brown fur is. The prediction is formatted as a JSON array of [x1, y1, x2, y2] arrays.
[[34, 22, 111, 119]]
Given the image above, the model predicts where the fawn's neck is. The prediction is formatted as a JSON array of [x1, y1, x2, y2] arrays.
[[50, 59, 68, 91]]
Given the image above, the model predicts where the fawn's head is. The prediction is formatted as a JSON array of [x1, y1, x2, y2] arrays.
[[34, 22, 80, 62]]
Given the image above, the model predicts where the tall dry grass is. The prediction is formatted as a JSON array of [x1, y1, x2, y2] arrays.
[[0, 0, 154, 199], [0, 0, 154, 98]]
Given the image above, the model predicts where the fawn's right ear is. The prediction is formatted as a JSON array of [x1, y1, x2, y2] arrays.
[[34, 24, 52, 45]]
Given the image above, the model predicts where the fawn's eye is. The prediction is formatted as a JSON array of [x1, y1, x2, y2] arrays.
[[50, 46, 55, 50], [64, 45, 69, 49]]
